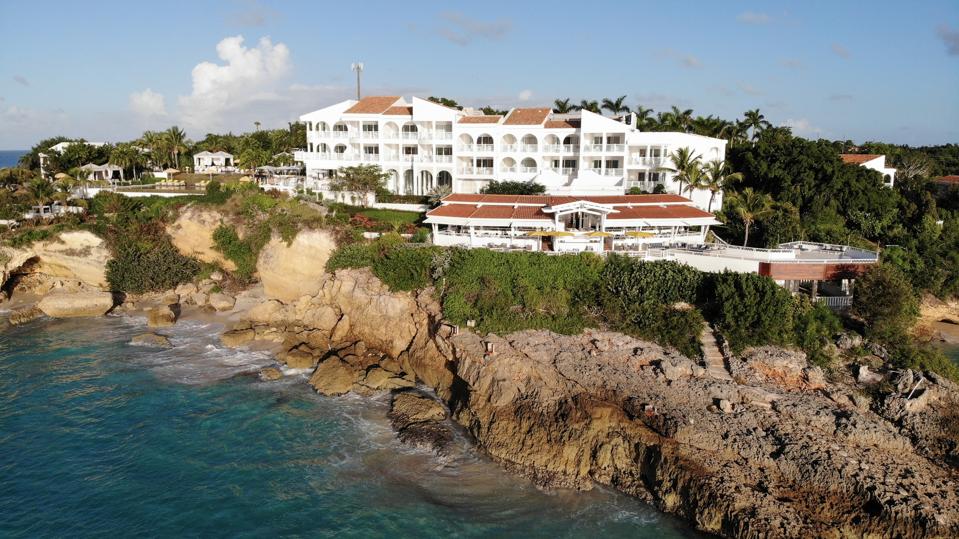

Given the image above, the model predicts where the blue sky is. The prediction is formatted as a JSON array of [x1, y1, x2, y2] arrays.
[[1, 0, 957, 148]]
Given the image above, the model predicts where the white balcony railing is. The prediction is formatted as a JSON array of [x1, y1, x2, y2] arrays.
[[401, 132, 419, 140], [501, 144, 518, 152], [435, 132, 453, 140], [542, 144, 562, 153], [562, 144, 578, 153], [501, 166, 517, 173], [459, 144, 474, 152], [434, 155, 453, 163], [520, 144, 538, 152], [330, 131, 349, 139], [418, 155, 433, 163], [475, 144, 494, 152], [583, 144, 603, 152], [604, 168, 624, 176], [629, 156, 665, 166], [561, 167, 577, 175], [361, 154, 380, 162], [459, 167, 475, 174], [476, 167, 494, 175], [359, 131, 379, 139], [519, 166, 538, 173], [605, 144, 625, 152]]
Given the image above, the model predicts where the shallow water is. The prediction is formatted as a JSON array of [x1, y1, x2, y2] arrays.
[[0, 316, 698, 538]]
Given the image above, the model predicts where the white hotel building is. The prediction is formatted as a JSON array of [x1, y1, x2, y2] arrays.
[[294, 96, 727, 210]]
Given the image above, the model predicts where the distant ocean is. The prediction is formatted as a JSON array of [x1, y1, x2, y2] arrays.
[[0, 150, 27, 168]]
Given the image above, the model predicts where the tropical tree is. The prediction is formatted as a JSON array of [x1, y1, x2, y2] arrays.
[[659, 147, 702, 195], [575, 100, 601, 114], [236, 148, 271, 171], [729, 187, 774, 246], [634, 105, 654, 130], [254, 121, 261, 131], [702, 160, 744, 212], [139, 130, 170, 169], [742, 109, 771, 141], [601, 95, 629, 115], [330, 164, 389, 205], [163, 126, 189, 169], [27, 178, 55, 207], [552, 98, 574, 113], [110, 143, 145, 181]]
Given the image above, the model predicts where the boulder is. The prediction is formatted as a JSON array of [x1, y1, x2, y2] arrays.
[[280, 348, 317, 369], [2, 231, 111, 290], [308, 357, 358, 396], [37, 290, 114, 318], [259, 367, 283, 381], [257, 229, 336, 303], [390, 392, 447, 423], [130, 333, 172, 348], [7, 305, 43, 325], [175, 282, 198, 297], [146, 305, 177, 327], [190, 291, 209, 306], [165, 207, 236, 271], [209, 270, 224, 282], [388, 392, 453, 455], [221, 328, 255, 347], [208, 292, 236, 312]]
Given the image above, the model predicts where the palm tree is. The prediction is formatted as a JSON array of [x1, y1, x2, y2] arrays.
[[254, 121, 261, 131], [634, 105, 654, 130], [659, 147, 702, 195], [702, 160, 744, 212], [670, 106, 694, 132], [730, 187, 773, 246], [601, 95, 629, 116], [28, 178, 55, 207], [139, 130, 171, 169], [575, 100, 601, 114], [109, 143, 144, 182], [553, 98, 574, 113], [742, 109, 771, 140], [163, 126, 189, 169]]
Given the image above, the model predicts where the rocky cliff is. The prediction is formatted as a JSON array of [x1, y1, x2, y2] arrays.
[[235, 267, 959, 539], [1, 230, 111, 299]]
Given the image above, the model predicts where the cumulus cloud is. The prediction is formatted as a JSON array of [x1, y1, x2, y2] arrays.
[[938, 24, 959, 56], [737, 11, 770, 24], [518, 89, 533, 101], [436, 12, 512, 46], [13, 75, 29, 86], [129, 88, 167, 117], [656, 49, 702, 69], [831, 43, 851, 59], [175, 35, 291, 132], [784, 118, 823, 137]]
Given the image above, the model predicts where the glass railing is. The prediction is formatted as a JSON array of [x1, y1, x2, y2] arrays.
[[562, 145, 578, 153], [475, 144, 494, 152], [520, 144, 538, 152], [501, 144, 518, 152], [605, 144, 625, 152], [519, 166, 537, 173]]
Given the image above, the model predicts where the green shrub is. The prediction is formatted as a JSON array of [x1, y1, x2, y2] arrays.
[[852, 264, 919, 342], [372, 246, 439, 291], [600, 255, 703, 306], [794, 301, 843, 367], [326, 242, 377, 272], [212, 225, 258, 281], [106, 239, 199, 293], [199, 180, 231, 204], [708, 271, 797, 352], [890, 341, 959, 383], [411, 227, 431, 243], [618, 301, 704, 358]]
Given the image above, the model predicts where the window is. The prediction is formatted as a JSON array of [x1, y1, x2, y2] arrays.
[[606, 159, 620, 168], [364, 146, 379, 155], [592, 160, 602, 169], [362, 123, 378, 133], [651, 147, 662, 158], [592, 136, 603, 145], [563, 159, 577, 168], [476, 158, 493, 168], [436, 146, 452, 156], [477, 135, 493, 145], [403, 146, 418, 155], [606, 135, 622, 144], [551, 159, 560, 168], [402, 124, 418, 133], [333, 123, 348, 132], [637, 148, 648, 157]]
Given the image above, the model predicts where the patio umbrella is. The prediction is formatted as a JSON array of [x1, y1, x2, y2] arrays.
[[163, 168, 179, 174], [625, 231, 655, 238], [547, 231, 574, 237], [525, 231, 550, 237], [585, 231, 612, 237], [54, 172, 70, 180]]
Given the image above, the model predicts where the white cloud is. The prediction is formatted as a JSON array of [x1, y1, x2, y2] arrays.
[[176, 35, 291, 132], [784, 118, 823, 137], [737, 11, 770, 24], [518, 89, 533, 101], [129, 88, 167, 117], [831, 43, 851, 59]]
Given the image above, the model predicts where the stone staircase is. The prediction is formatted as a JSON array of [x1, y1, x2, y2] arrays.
[[700, 323, 733, 381]]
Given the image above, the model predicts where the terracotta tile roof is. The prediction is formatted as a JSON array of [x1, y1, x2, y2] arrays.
[[840, 154, 882, 165], [935, 175, 959, 185], [344, 96, 401, 114], [471, 205, 516, 219], [458, 115, 502, 124], [428, 204, 478, 218], [503, 108, 551, 126], [512, 205, 551, 220], [428, 194, 709, 222], [544, 119, 580, 129], [383, 106, 413, 115], [608, 205, 713, 220], [440, 193, 689, 206]]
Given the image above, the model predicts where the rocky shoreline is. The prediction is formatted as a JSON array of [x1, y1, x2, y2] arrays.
[[2, 227, 958, 538]]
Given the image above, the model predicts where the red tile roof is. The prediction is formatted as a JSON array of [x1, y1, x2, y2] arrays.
[[544, 119, 580, 129], [935, 175, 959, 185], [840, 154, 882, 165], [428, 204, 478, 218], [607, 205, 713, 220], [458, 115, 502, 124], [383, 106, 413, 115], [503, 108, 551, 125], [344, 96, 401, 114], [427, 194, 710, 222], [440, 193, 689, 205]]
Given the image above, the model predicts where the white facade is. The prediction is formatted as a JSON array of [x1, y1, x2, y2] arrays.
[[39, 140, 108, 178], [841, 154, 896, 188], [193, 151, 235, 173], [295, 96, 727, 210]]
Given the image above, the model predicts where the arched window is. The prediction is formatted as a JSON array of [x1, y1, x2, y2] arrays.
[[332, 122, 347, 132], [501, 157, 516, 172], [386, 169, 400, 193], [477, 134, 494, 146], [404, 169, 414, 194], [563, 135, 578, 145], [521, 157, 537, 172], [402, 123, 418, 133], [318, 121, 329, 132], [437, 170, 452, 188], [319, 143, 329, 153], [334, 144, 347, 154]]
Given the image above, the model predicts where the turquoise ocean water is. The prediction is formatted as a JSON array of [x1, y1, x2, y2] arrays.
[[0, 316, 696, 538]]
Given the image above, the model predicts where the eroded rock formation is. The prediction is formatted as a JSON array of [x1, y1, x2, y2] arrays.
[[166, 206, 236, 271]]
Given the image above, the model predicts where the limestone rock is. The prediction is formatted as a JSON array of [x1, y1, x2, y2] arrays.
[[146, 304, 177, 327], [130, 333, 172, 348], [165, 207, 236, 271], [390, 392, 447, 423], [37, 290, 114, 318], [388, 391, 452, 454], [221, 328, 255, 347], [259, 367, 282, 381], [308, 357, 358, 396], [256, 229, 336, 303], [190, 291, 209, 306], [280, 347, 317, 369], [175, 282, 198, 297], [209, 270, 224, 282], [1, 231, 111, 290], [7, 305, 43, 325], [208, 292, 236, 312]]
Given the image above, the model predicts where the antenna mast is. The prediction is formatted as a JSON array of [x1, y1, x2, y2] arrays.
[[351, 62, 364, 100]]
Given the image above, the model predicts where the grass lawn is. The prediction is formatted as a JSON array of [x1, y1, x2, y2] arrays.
[[356, 208, 422, 225]]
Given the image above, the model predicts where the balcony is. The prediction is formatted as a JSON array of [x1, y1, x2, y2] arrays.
[[629, 156, 665, 167], [459, 144, 474, 152], [434, 155, 453, 163], [603, 168, 624, 176], [329, 131, 350, 139], [358, 131, 380, 139], [519, 166, 538, 173], [330, 153, 357, 161], [401, 132, 419, 140], [417, 155, 433, 163], [475, 144, 494, 152], [435, 132, 453, 140], [501, 166, 517, 173], [542, 144, 562, 153], [561, 167, 577, 175], [520, 144, 538, 152], [583, 144, 603, 152], [360, 154, 380, 162], [562, 144, 578, 153], [501, 144, 518, 152], [461, 167, 493, 175], [605, 144, 625, 152]]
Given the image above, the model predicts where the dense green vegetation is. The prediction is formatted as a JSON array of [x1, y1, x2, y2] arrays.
[[480, 180, 547, 195]]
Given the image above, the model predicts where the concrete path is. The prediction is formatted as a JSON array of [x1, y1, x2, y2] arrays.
[[700, 323, 733, 381]]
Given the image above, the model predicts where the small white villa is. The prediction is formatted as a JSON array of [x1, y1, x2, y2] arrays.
[[79, 163, 124, 182], [841, 154, 896, 188], [193, 151, 235, 173], [38, 140, 108, 178]]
